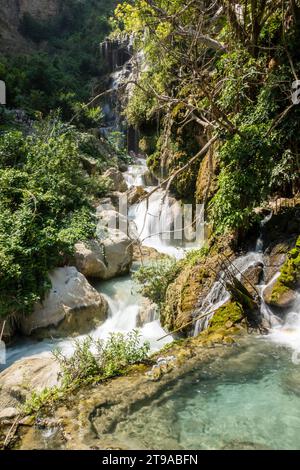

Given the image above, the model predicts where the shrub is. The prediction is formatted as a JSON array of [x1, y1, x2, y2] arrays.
[[54, 331, 150, 387], [134, 259, 181, 306], [0, 117, 96, 318]]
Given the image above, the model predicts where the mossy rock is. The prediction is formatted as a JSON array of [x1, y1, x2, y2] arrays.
[[161, 264, 214, 334], [264, 236, 300, 309], [208, 301, 245, 332]]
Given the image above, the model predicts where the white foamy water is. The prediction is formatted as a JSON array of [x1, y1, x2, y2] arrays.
[[267, 295, 300, 354]]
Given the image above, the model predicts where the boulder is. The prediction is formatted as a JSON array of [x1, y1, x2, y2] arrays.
[[136, 299, 158, 327], [263, 242, 291, 284], [96, 197, 115, 213], [96, 228, 133, 279], [127, 186, 147, 205], [196, 148, 219, 203], [0, 356, 60, 409], [76, 228, 133, 281], [0, 316, 16, 344], [96, 210, 138, 239], [242, 263, 264, 297], [263, 277, 297, 309], [20, 267, 108, 338], [133, 244, 166, 263], [103, 168, 128, 192]]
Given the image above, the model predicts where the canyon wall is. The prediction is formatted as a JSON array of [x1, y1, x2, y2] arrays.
[[0, 0, 61, 52]]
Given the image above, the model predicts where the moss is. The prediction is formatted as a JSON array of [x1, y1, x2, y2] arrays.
[[269, 236, 300, 305], [208, 301, 245, 332]]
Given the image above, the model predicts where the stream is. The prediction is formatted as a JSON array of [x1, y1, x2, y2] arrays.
[[3, 154, 300, 449]]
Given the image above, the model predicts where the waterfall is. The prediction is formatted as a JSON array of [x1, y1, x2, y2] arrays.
[[99, 36, 141, 155]]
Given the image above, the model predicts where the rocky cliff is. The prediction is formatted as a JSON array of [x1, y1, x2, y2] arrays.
[[0, 0, 60, 53]]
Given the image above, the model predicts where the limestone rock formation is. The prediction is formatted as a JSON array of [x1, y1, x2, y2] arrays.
[[20, 267, 108, 338], [0, 356, 60, 409]]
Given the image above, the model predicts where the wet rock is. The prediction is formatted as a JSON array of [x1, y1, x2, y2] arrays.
[[0, 356, 60, 409], [263, 278, 297, 309], [126, 186, 147, 205], [95, 227, 133, 280], [242, 263, 264, 297], [136, 299, 158, 327], [96, 209, 137, 238], [196, 148, 219, 203], [263, 242, 291, 284], [103, 168, 128, 192], [208, 301, 245, 332], [132, 244, 166, 263], [0, 407, 19, 421], [0, 317, 17, 344], [20, 267, 108, 338], [263, 236, 300, 309]]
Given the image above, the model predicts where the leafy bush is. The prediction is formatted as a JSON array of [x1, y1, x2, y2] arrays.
[[23, 331, 150, 415], [53, 332, 150, 388], [0, 116, 98, 318], [134, 259, 181, 306]]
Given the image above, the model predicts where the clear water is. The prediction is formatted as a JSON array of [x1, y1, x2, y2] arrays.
[[111, 341, 300, 450]]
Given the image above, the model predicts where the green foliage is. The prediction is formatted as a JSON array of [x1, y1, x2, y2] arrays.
[[208, 301, 245, 332], [134, 259, 181, 306], [0, 116, 98, 318], [183, 246, 210, 267], [115, 1, 300, 232], [23, 331, 150, 415], [210, 124, 279, 232], [0, 0, 118, 125], [54, 332, 150, 388]]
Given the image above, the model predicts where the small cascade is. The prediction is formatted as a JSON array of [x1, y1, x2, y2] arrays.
[[99, 36, 142, 154], [123, 157, 148, 187], [193, 252, 263, 335]]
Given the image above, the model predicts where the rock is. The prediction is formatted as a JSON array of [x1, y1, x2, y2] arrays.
[[208, 301, 245, 332], [136, 299, 158, 327], [96, 198, 115, 212], [96, 209, 137, 237], [263, 242, 291, 283], [263, 277, 297, 309], [75, 229, 133, 281], [0, 356, 60, 409], [242, 263, 264, 297], [103, 168, 128, 192], [127, 186, 147, 205], [263, 236, 300, 309], [80, 155, 99, 175], [20, 267, 108, 338], [133, 244, 166, 263], [92, 227, 133, 280], [196, 147, 219, 203], [0, 407, 19, 421], [0, 317, 16, 344], [74, 240, 106, 279]]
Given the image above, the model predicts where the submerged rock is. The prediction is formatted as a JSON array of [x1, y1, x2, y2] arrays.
[[20, 267, 108, 338]]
